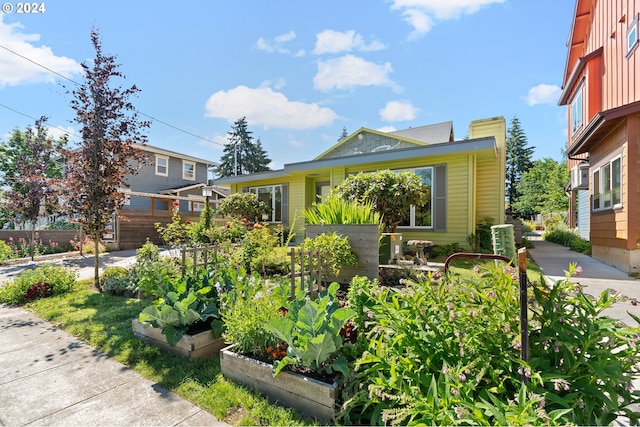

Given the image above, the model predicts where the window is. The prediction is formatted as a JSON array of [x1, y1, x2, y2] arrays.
[[593, 156, 622, 210], [182, 161, 195, 180], [627, 14, 639, 57], [249, 185, 283, 222], [398, 167, 433, 228], [570, 84, 584, 135], [155, 155, 168, 176]]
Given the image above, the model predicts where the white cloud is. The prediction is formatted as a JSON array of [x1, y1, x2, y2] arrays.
[[390, 0, 505, 38], [45, 125, 74, 141], [377, 125, 398, 133], [0, 16, 82, 87], [379, 100, 418, 121], [313, 30, 385, 55], [314, 54, 394, 91], [525, 83, 562, 106], [255, 31, 300, 55], [204, 85, 338, 130]]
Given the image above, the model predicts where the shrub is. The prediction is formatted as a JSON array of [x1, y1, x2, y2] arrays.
[[0, 263, 77, 305], [544, 228, 591, 255], [0, 240, 12, 263], [431, 242, 465, 259], [217, 192, 270, 223], [467, 216, 495, 253], [101, 266, 137, 296], [299, 232, 357, 279]]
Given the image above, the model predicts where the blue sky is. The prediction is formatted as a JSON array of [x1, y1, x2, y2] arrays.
[[1, 0, 574, 171]]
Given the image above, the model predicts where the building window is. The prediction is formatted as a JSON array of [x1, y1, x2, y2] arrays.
[[570, 83, 584, 135], [593, 156, 622, 211], [155, 155, 168, 176], [627, 14, 639, 57], [397, 167, 433, 229], [192, 202, 204, 212], [182, 161, 195, 180], [249, 185, 282, 222]]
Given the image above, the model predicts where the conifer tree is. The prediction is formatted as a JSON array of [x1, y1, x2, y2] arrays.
[[216, 117, 271, 177], [505, 116, 535, 217]]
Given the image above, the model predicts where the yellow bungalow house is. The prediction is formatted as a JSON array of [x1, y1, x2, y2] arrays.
[[215, 116, 506, 249]]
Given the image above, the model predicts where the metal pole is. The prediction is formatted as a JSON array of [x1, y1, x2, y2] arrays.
[[518, 247, 529, 364]]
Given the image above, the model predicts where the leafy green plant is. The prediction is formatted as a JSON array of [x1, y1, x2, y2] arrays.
[[528, 263, 640, 426], [0, 263, 77, 305], [467, 216, 495, 253], [302, 195, 381, 226], [0, 239, 12, 263], [221, 271, 288, 356], [299, 232, 357, 279], [543, 228, 591, 255], [330, 169, 430, 232], [138, 270, 224, 346], [217, 192, 270, 223], [265, 282, 356, 378], [101, 266, 138, 296]]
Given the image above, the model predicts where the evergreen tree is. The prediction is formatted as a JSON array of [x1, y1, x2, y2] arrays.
[[216, 117, 271, 177], [338, 126, 348, 142], [505, 116, 535, 217]]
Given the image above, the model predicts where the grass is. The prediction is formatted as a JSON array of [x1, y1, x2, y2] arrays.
[[23, 282, 317, 426]]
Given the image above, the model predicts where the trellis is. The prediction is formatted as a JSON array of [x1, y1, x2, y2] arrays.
[[180, 245, 219, 276], [288, 247, 322, 300]]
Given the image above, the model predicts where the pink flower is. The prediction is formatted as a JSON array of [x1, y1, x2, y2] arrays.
[[573, 265, 583, 276]]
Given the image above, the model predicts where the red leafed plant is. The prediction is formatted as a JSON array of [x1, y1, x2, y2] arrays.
[[24, 281, 53, 300]]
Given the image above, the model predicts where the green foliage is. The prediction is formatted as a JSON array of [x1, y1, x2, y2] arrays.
[[346, 276, 381, 334], [41, 220, 80, 230], [302, 195, 381, 227], [331, 169, 430, 232], [101, 266, 138, 296], [217, 192, 270, 223], [515, 158, 569, 217], [467, 216, 495, 253], [339, 268, 529, 425], [216, 117, 271, 178], [528, 264, 640, 425], [138, 269, 224, 346], [505, 116, 535, 218], [299, 232, 357, 279], [135, 254, 183, 299], [155, 214, 190, 248], [265, 282, 356, 378], [0, 240, 12, 263], [431, 242, 465, 258], [221, 271, 288, 355], [188, 204, 215, 244], [232, 224, 281, 274], [544, 228, 591, 255], [0, 263, 77, 305]]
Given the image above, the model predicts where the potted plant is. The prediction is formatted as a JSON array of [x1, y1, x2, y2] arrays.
[[132, 269, 226, 360], [220, 281, 355, 422], [303, 195, 381, 282]]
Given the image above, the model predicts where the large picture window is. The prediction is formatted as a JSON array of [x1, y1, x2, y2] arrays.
[[593, 156, 622, 211], [249, 185, 282, 222], [398, 167, 433, 229]]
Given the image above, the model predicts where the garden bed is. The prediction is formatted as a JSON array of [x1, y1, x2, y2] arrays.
[[219, 345, 339, 422], [131, 319, 225, 361]]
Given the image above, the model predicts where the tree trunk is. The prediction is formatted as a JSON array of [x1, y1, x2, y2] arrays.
[[94, 238, 101, 292], [30, 224, 36, 261]]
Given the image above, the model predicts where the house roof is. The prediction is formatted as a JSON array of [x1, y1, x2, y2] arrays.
[[134, 143, 218, 167], [388, 121, 454, 143], [215, 135, 496, 185], [562, 0, 592, 89], [159, 182, 230, 198]]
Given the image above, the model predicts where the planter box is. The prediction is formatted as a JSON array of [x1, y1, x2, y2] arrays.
[[132, 319, 226, 361], [306, 224, 379, 284], [219, 345, 338, 422]]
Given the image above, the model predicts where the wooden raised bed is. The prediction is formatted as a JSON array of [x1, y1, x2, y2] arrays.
[[219, 345, 338, 422], [132, 319, 226, 361]]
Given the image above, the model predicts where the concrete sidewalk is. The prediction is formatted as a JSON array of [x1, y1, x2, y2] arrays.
[[0, 304, 227, 426], [527, 235, 640, 327]]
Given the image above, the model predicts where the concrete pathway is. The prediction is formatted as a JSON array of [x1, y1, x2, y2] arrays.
[[527, 235, 640, 327]]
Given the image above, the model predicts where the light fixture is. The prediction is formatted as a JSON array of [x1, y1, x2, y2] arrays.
[[202, 185, 214, 198]]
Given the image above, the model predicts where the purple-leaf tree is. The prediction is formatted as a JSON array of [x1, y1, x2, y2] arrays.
[[0, 116, 65, 260], [62, 28, 149, 291]]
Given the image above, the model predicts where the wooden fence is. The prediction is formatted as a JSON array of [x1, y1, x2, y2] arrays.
[[180, 245, 219, 276]]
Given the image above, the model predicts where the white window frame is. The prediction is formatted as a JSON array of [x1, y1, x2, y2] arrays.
[[627, 14, 639, 57], [570, 83, 584, 135], [182, 161, 195, 181], [396, 166, 434, 229], [249, 185, 282, 223], [593, 155, 622, 211], [155, 155, 168, 177]]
